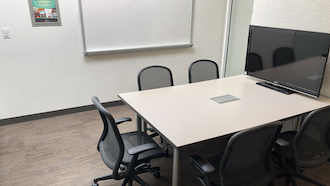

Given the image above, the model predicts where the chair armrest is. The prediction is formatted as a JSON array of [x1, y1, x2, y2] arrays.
[[115, 117, 132, 125], [127, 143, 158, 155], [276, 137, 290, 147], [189, 154, 216, 173]]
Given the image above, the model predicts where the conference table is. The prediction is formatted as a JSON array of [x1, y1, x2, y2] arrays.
[[118, 74, 330, 186]]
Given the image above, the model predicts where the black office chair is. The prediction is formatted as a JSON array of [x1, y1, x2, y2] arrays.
[[188, 59, 219, 83], [274, 106, 330, 186], [189, 121, 282, 186], [91, 96, 165, 186], [137, 65, 173, 154], [273, 47, 295, 67]]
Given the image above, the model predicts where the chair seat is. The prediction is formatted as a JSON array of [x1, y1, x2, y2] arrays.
[[121, 131, 165, 165]]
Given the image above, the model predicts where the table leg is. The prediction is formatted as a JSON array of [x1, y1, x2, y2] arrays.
[[172, 148, 182, 186], [142, 120, 147, 133], [136, 114, 148, 133], [136, 114, 142, 132]]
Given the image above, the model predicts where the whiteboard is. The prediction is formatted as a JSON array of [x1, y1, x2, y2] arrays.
[[78, 0, 194, 56]]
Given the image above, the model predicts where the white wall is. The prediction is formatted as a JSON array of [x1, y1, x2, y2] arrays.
[[0, 0, 228, 120], [251, 0, 330, 98]]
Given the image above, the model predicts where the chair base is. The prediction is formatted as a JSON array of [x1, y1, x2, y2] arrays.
[[92, 166, 160, 186], [276, 168, 327, 186], [93, 174, 114, 185], [92, 174, 151, 186]]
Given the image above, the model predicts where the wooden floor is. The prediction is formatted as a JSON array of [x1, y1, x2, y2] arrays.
[[1, 104, 330, 186]]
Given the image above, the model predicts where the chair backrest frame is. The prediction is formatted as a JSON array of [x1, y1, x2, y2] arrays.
[[137, 65, 173, 91], [292, 106, 330, 171], [92, 96, 125, 179], [219, 121, 282, 186], [188, 59, 219, 83]]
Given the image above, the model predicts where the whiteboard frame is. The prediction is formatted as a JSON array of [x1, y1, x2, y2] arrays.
[[78, 0, 194, 56]]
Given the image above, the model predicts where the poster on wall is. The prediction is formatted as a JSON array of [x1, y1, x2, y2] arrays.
[[28, 0, 61, 26]]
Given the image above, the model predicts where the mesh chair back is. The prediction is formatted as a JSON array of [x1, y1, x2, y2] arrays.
[[293, 106, 330, 169], [92, 97, 124, 178], [189, 59, 219, 83], [273, 47, 295, 67], [220, 122, 282, 186], [138, 66, 173, 91]]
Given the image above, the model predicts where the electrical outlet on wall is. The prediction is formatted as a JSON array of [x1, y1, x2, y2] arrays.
[[2, 28, 10, 39]]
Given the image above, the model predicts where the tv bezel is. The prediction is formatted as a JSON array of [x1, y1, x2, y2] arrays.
[[245, 25, 330, 98]]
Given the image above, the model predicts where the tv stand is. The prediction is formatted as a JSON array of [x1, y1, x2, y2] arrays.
[[256, 82, 295, 95]]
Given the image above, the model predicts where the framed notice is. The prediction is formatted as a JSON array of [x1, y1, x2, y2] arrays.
[[28, 0, 61, 26]]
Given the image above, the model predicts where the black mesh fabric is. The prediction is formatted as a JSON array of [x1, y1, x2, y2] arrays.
[[92, 96, 125, 179], [189, 60, 219, 83], [296, 108, 330, 167], [99, 117, 122, 170], [93, 96, 165, 184], [220, 125, 278, 186], [138, 66, 173, 90]]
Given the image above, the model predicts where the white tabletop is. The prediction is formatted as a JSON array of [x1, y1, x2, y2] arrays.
[[119, 75, 330, 149]]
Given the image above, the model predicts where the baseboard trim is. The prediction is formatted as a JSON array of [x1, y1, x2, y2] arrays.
[[0, 100, 124, 126]]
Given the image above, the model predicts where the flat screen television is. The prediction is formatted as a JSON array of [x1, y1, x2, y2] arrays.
[[245, 25, 330, 98]]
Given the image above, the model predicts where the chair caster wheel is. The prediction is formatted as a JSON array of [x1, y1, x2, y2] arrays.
[[154, 171, 160, 178], [91, 183, 99, 186]]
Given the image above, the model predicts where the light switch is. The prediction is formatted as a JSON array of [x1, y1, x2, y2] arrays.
[[2, 28, 10, 39]]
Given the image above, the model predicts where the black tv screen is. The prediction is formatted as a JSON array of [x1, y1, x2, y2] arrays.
[[245, 25, 330, 98]]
